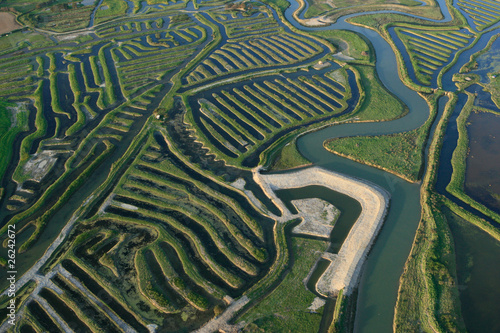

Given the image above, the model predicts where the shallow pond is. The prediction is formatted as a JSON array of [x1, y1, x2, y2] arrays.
[[445, 207, 500, 333], [465, 111, 500, 214]]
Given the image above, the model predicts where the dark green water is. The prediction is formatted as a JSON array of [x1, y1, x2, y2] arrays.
[[445, 208, 500, 333], [465, 101, 500, 215]]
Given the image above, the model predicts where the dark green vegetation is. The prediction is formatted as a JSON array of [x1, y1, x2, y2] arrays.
[[0, 99, 28, 193]]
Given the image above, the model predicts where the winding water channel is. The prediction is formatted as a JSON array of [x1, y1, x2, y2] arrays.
[[282, 0, 499, 331], [3, 0, 499, 330]]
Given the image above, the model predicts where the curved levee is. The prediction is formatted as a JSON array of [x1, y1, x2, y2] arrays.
[[279, 0, 448, 331]]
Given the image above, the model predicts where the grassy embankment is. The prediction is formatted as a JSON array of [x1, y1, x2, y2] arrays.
[[395, 89, 499, 333], [1, 78, 159, 255], [176, 3, 366, 170], [183, 68, 352, 167], [445, 93, 500, 225], [172, 11, 344, 167], [325, 91, 441, 182], [112, 21, 206, 96], [65, 63, 86, 136], [10, 128, 163, 326], [393, 26, 474, 86], [0, 99, 28, 197], [184, 9, 326, 87], [394, 93, 465, 332], [394, 90, 500, 332], [239, 237, 328, 332], [41, 130, 268, 329], [12, 80, 47, 183]]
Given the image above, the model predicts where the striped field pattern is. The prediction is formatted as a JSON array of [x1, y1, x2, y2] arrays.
[[189, 70, 350, 159], [456, 0, 500, 31], [183, 9, 325, 86], [395, 27, 474, 85]]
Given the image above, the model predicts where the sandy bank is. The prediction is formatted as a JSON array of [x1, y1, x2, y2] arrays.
[[254, 166, 390, 296]]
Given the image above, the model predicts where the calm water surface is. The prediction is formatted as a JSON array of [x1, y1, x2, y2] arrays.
[[465, 111, 500, 214], [446, 207, 500, 333]]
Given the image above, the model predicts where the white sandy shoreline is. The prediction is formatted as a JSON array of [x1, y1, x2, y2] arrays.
[[254, 166, 390, 296]]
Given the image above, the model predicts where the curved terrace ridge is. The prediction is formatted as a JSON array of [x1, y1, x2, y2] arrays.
[[254, 166, 390, 296]]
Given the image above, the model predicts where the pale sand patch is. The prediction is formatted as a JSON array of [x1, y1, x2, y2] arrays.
[[193, 296, 249, 333], [308, 297, 326, 311], [332, 52, 355, 61], [291, 198, 339, 238], [0, 12, 22, 35], [254, 166, 390, 296], [23, 150, 58, 182], [55, 31, 89, 41], [297, 15, 335, 27], [115, 202, 138, 211]]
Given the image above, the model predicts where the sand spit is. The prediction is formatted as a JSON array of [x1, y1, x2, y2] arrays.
[[254, 166, 390, 296]]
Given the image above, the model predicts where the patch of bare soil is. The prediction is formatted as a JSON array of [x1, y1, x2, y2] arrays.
[[0, 12, 22, 35]]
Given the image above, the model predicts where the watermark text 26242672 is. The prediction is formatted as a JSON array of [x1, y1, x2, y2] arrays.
[[7, 224, 16, 325]]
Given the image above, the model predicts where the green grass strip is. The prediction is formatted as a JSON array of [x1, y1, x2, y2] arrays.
[[98, 44, 117, 106], [89, 55, 103, 86], [66, 64, 86, 136], [16, 81, 47, 169]]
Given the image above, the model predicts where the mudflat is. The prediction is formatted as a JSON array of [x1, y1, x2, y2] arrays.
[[0, 12, 22, 35]]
